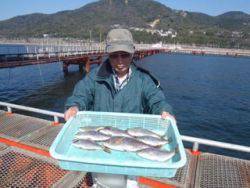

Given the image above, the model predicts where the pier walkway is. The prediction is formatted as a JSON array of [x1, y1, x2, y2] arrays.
[[0, 107, 249, 187]]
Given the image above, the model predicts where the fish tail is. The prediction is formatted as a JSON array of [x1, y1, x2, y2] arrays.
[[174, 146, 179, 154], [161, 129, 168, 138], [155, 145, 161, 149], [102, 146, 111, 153], [97, 127, 105, 131], [160, 132, 172, 143], [72, 138, 79, 143], [166, 137, 172, 143]]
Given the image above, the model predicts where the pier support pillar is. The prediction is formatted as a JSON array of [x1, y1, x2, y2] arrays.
[[79, 64, 84, 72], [63, 62, 68, 74], [85, 59, 91, 74]]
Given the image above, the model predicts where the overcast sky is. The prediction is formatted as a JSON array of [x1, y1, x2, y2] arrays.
[[0, 0, 249, 21]]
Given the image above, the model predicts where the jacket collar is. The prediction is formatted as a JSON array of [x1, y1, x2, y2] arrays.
[[95, 58, 160, 87], [95, 59, 136, 81], [96, 59, 113, 80], [134, 61, 160, 87]]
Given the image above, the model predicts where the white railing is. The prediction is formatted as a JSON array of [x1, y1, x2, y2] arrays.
[[181, 135, 250, 153], [0, 101, 249, 154], [0, 101, 64, 124]]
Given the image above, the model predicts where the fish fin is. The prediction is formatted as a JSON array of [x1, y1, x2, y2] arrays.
[[102, 146, 111, 153], [161, 131, 172, 143], [97, 127, 105, 131], [160, 130, 168, 138], [174, 146, 179, 154], [72, 138, 79, 143], [166, 137, 172, 143]]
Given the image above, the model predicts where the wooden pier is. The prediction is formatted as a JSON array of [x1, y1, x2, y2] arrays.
[[0, 110, 249, 187]]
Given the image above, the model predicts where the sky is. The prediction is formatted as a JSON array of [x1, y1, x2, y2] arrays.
[[0, 0, 250, 21]]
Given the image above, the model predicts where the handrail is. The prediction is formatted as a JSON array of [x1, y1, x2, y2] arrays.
[[0, 101, 249, 154], [0, 101, 64, 124], [181, 135, 250, 153]]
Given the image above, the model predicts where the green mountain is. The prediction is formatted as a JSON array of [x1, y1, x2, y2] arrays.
[[0, 0, 249, 48]]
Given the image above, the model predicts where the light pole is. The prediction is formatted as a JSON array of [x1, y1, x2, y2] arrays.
[[89, 30, 92, 51]]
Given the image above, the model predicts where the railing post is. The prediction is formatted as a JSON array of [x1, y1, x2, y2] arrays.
[[6, 106, 13, 115], [52, 116, 60, 126], [191, 141, 201, 156], [193, 142, 199, 151]]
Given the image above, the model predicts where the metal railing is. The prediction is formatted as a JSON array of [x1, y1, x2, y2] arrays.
[[181, 135, 250, 153], [0, 101, 64, 124], [0, 101, 249, 154]]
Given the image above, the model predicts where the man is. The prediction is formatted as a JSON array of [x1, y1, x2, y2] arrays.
[[64, 28, 173, 121], [64, 28, 174, 187]]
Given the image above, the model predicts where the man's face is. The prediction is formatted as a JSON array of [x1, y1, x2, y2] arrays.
[[109, 51, 133, 77]]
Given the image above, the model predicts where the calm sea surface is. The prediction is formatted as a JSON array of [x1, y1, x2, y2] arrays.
[[0, 53, 249, 159]]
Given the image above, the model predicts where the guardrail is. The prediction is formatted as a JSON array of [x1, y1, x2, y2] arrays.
[[0, 101, 64, 125], [181, 135, 250, 153], [0, 101, 249, 154]]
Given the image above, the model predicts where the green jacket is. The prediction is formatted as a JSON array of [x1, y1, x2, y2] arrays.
[[65, 60, 173, 115]]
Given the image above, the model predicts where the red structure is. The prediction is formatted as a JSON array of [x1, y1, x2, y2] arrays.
[[0, 49, 166, 74]]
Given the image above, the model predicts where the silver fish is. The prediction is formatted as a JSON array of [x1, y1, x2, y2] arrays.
[[72, 139, 103, 150], [78, 126, 104, 132], [137, 147, 176, 162], [74, 131, 110, 141], [100, 126, 131, 137], [127, 127, 161, 138], [136, 136, 171, 147], [102, 136, 151, 152]]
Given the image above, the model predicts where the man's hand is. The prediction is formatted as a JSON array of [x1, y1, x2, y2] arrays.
[[64, 106, 79, 121], [161, 111, 175, 120]]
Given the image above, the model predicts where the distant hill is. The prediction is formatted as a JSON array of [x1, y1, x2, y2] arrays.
[[0, 0, 249, 48]]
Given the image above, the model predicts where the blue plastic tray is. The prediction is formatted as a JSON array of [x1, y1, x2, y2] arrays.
[[50, 111, 186, 178]]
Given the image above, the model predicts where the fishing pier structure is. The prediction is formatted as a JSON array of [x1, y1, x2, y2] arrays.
[[1, 42, 249, 72], [0, 43, 167, 73]]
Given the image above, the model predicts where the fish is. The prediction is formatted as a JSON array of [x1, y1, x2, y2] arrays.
[[74, 131, 110, 141], [136, 136, 171, 147], [99, 126, 131, 137], [136, 147, 177, 162], [127, 127, 161, 138], [102, 136, 151, 152], [72, 139, 111, 153], [72, 139, 103, 150], [78, 126, 104, 132]]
